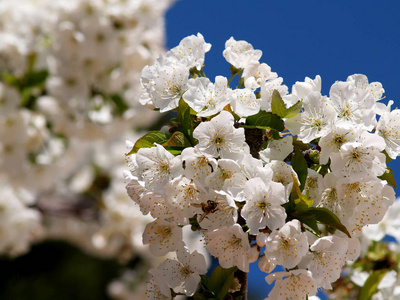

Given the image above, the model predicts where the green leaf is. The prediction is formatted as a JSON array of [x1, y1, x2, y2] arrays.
[[162, 147, 183, 155], [291, 147, 308, 191], [177, 98, 196, 145], [359, 270, 388, 300], [162, 131, 191, 148], [126, 131, 169, 155], [189, 215, 201, 231], [307, 207, 351, 238], [245, 110, 284, 131], [292, 136, 311, 151], [23, 70, 48, 88], [209, 266, 236, 299], [200, 274, 210, 287], [1, 73, 19, 87], [300, 215, 320, 235], [379, 167, 397, 188], [271, 90, 287, 118], [290, 173, 312, 206], [110, 94, 129, 115], [285, 100, 303, 118]]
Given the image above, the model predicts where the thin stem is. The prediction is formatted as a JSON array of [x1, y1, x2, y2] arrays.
[[227, 72, 236, 86]]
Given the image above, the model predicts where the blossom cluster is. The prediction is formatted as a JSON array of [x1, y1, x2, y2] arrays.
[[125, 33, 400, 299], [0, 0, 174, 274]]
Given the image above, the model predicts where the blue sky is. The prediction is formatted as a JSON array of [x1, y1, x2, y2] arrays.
[[165, 1, 400, 299]]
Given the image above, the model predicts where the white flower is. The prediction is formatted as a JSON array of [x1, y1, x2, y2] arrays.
[[231, 88, 260, 117], [195, 190, 238, 231], [146, 268, 172, 300], [133, 191, 177, 221], [344, 237, 361, 262], [317, 173, 350, 222], [242, 62, 278, 90], [181, 147, 217, 185], [347, 74, 384, 102], [362, 197, 400, 242], [285, 92, 336, 143], [265, 269, 318, 300], [142, 218, 183, 256], [259, 135, 293, 163], [158, 246, 207, 296], [318, 125, 358, 165], [304, 168, 324, 206], [328, 80, 376, 130], [300, 236, 348, 289], [141, 59, 189, 112], [150, 62, 189, 112], [282, 75, 321, 109], [376, 109, 400, 159], [206, 224, 250, 272], [205, 158, 241, 191], [241, 177, 287, 234], [260, 77, 288, 111], [350, 270, 369, 287], [330, 132, 386, 180], [292, 75, 322, 100], [226, 153, 266, 199], [268, 160, 298, 199], [258, 255, 276, 273], [135, 144, 182, 193], [164, 176, 204, 219], [223, 37, 262, 69], [183, 76, 232, 117], [344, 182, 395, 236], [265, 220, 309, 269], [0, 184, 42, 256], [166, 33, 211, 71], [247, 246, 260, 263], [372, 270, 400, 300], [193, 110, 246, 159]]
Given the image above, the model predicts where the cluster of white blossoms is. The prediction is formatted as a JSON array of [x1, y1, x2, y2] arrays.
[[0, 0, 174, 269], [126, 33, 400, 299]]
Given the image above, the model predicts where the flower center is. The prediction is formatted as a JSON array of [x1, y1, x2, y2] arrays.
[[333, 134, 347, 149], [156, 225, 172, 238], [215, 136, 223, 145]]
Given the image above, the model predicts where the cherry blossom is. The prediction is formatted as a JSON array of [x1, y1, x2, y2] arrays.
[[158, 247, 207, 296], [193, 110, 247, 159], [265, 220, 309, 269], [206, 224, 250, 272], [265, 269, 318, 300]]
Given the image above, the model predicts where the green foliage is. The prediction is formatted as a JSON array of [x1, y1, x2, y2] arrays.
[[193, 266, 237, 300], [359, 270, 388, 300], [379, 167, 397, 188], [291, 147, 308, 191], [271, 90, 287, 118], [271, 89, 302, 119], [245, 110, 284, 131], [177, 98, 197, 146], [163, 131, 192, 148], [162, 131, 192, 155], [109, 94, 129, 115], [295, 207, 351, 238], [126, 131, 169, 155], [22, 70, 49, 89], [285, 100, 303, 118]]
